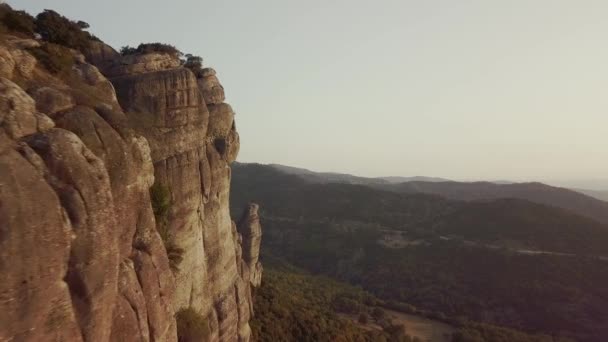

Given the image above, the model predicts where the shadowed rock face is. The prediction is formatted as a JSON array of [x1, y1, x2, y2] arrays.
[[0, 32, 260, 342]]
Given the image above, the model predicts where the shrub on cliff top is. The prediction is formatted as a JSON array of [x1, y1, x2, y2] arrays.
[[183, 54, 206, 78], [119, 45, 137, 55], [176, 307, 210, 342], [120, 42, 183, 57], [0, 4, 36, 37], [35, 9, 93, 51], [184, 54, 203, 69]]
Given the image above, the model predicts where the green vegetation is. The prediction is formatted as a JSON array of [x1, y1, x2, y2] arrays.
[[119, 45, 137, 55], [252, 260, 559, 342], [435, 198, 608, 254], [183, 54, 204, 76], [119, 42, 182, 57], [256, 213, 608, 341], [26, 43, 74, 74], [1, 5, 98, 51], [0, 4, 36, 37], [150, 182, 172, 237], [184, 54, 203, 70], [231, 164, 608, 256], [35, 9, 94, 51], [175, 307, 210, 342], [0, 6, 111, 105], [119, 44, 205, 77], [232, 163, 608, 342], [150, 182, 183, 272], [251, 261, 412, 342], [376, 180, 608, 225]]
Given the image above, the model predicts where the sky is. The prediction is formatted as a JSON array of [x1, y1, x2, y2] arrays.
[[10, 0, 608, 187]]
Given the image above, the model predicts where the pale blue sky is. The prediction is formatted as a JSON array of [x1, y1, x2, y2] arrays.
[[10, 0, 608, 186]]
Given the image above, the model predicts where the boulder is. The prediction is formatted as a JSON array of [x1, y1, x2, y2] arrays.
[[198, 68, 226, 105], [208, 103, 235, 138], [0, 78, 53, 139], [29, 87, 74, 115]]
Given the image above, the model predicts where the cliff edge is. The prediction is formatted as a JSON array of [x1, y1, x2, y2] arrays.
[[0, 6, 261, 342]]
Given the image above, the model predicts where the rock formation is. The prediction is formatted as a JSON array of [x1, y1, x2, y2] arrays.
[[0, 10, 261, 342], [237, 203, 263, 288]]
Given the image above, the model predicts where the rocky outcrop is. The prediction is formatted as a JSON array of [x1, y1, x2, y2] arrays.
[[0, 78, 53, 138], [111, 49, 258, 341], [198, 68, 225, 105], [107, 53, 182, 77], [29, 86, 75, 115], [237, 204, 263, 287], [0, 42, 177, 340], [83, 40, 121, 76], [0, 79, 82, 342], [0, 38, 38, 80], [0, 26, 261, 342]]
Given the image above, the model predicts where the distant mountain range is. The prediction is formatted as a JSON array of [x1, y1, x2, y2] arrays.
[[231, 162, 608, 342], [258, 163, 608, 224], [574, 188, 608, 202], [269, 164, 388, 185], [269, 163, 451, 185], [379, 175, 451, 183], [375, 181, 608, 224]]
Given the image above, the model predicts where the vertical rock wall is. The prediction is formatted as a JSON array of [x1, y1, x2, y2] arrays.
[[110, 52, 254, 341], [0, 35, 260, 342]]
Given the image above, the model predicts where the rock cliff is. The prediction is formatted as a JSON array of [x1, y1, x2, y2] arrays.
[[0, 7, 261, 342]]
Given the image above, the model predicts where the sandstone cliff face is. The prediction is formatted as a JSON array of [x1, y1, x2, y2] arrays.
[[0, 33, 260, 342], [110, 50, 252, 341]]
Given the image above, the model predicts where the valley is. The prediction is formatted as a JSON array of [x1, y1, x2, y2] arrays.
[[234, 163, 608, 342], [2, 2, 607, 342]]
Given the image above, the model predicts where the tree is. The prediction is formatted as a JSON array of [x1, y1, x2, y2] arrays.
[[183, 54, 204, 76], [76, 20, 89, 29], [184, 54, 202, 68], [0, 4, 36, 36], [35, 9, 92, 51], [119, 45, 137, 55]]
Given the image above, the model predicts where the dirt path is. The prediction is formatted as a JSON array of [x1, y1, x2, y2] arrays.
[[341, 310, 454, 342], [384, 309, 454, 342]]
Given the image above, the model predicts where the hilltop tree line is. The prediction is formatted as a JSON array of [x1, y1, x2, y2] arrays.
[[1, 4, 205, 77], [119, 43, 204, 76]]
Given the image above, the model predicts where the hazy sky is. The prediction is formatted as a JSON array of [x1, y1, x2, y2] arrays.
[[10, 0, 608, 185]]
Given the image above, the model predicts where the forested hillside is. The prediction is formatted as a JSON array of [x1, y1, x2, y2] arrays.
[[252, 260, 565, 342], [233, 163, 608, 342]]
